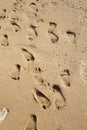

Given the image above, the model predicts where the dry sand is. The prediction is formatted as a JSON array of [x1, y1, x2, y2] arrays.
[[0, 0, 87, 130]]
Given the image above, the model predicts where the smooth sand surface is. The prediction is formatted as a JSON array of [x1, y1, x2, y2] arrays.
[[0, 0, 87, 130]]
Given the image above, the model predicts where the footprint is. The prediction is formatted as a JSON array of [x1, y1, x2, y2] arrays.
[[24, 114, 37, 130], [37, 18, 44, 23], [48, 31, 59, 43], [26, 10, 38, 21], [11, 21, 21, 32], [34, 75, 50, 87], [21, 48, 35, 62], [11, 15, 20, 21], [9, 11, 21, 22], [0, 34, 9, 46], [48, 22, 57, 32], [31, 67, 50, 86], [13, 0, 24, 11], [32, 88, 51, 109], [0, 107, 9, 123], [66, 31, 76, 43], [48, 21, 59, 43], [29, 2, 38, 12], [60, 69, 70, 87], [34, 75, 44, 84], [0, 9, 6, 19], [41, 3, 48, 9], [53, 84, 66, 110], [10, 64, 21, 80], [28, 25, 38, 41]]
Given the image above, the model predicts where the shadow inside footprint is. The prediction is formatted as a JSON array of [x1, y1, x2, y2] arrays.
[[31, 24, 38, 36], [21, 48, 35, 61], [53, 84, 66, 110], [53, 84, 65, 101], [32, 88, 51, 109], [66, 31, 76, 43], [0, 34, 9, 46], [24, 114, 37, 130], [48, 31, 59, 43], [49, 22, 57, 32], [29, 2, 38, 12], [11, 21, 21, 32], [28, 25, 38, 41]]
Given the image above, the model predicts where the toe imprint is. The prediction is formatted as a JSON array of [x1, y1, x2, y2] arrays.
[[32, 67, 42, 74]]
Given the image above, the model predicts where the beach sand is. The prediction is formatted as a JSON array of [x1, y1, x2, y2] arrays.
[[0, 0, 87, 130]]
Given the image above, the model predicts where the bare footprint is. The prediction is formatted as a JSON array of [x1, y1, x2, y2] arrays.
[[21, 48, 35, 62], [34, 75, 44, 84], [24, 114, 37, 130], [26, 10, 38, 21], [10, 64, 21, 80], [32, 88, 51, 109], [53, 84, 66, 110], [29, 2, 38, 12], [28, 25, 38, 41], [60, 69, 70, 87], [48, 21, 59, 43], [0, 34, 9, 46], [11, 21, 21, 32], [37, 18, 44, 23], [0, 107, 9, 123], [41, 3, 49, 9], [48, 31, 59, 43], [66, 31, 76, 43], [0, 9, 6, 19], [13, 0, 24, 11], [34, 75, 50, 87], [48, 22, 57, 32]]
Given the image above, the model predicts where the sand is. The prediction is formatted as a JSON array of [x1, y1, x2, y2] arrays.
[[0, 0, 87, 130]]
